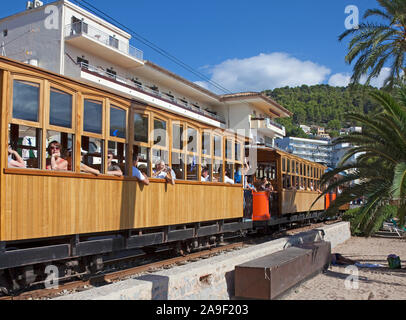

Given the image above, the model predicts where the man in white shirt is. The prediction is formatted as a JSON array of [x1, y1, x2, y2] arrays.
[[153, 160, 175, 185], [201, 167, 210, 182], [132, 155, 149, 185]]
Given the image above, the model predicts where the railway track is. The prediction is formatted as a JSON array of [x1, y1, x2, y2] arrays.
[[0, 219, 340, 300]]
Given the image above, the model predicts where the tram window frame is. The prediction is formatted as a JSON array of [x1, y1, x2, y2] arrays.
[[186, 125, 200, 181], [83, 98, 104, 136], [201, 130, 212, 182], [133, 111, 149, 145], [152, 116, 168, 149], [282, 157, 286, 172], [48, 85, 75, 131], [107, 141, 126, 176], [151, 116, 169, 174], [107, 103, 127, 175], [108, 104, 127, 141], [81, 135, 104, 174], [45, 130, 74, 172], [212, 134, 223, 182], [10, 77, 42, 125], [133, 145, 150, 177], [171, 120, 185, 180], [287, 158, 290, 173], [8, 123, 42, 169]]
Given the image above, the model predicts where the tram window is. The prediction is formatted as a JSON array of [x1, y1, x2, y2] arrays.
[[153, 119, 167, 147], [202, 132, 210, 156], [282, 174, 286, 189], [225, 139, 232, 160], [300, 177, 304, 189], [187, 127, 198, 153], [213, 160, 223, 182], [81, 136, 104, 173], [46, 130, 74, 171], [8, 124, 41, 169], [152, 149, 168, 171], [134, 113, 148, 143], [186, 155, 198, 180], [225, 162, 234, 182], [50, 88, 72, 128], [235, 142, 241, 162], [296, 162, 299, 174], [304, 178, 307, 190], [282, 158, 286, 172], [172, 124, 183, 150], [107, 141, 126, 175], [234, 163, 242, 184], [84, 99, 102, 134], [300, 163, 303, 175], [133, 145, 149, 177], [201, 157, 212, 182], [171, 152, 185, 179], [286, 174, 291, 189], [287, 159, 290, 173], [213, 135, 222, 157], [12, 80, 40, 122], [110, 106, 126, 139]]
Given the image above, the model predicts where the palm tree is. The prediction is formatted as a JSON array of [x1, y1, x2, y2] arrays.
[[313, 87, 406, 235], [339, 0, 406, 88]]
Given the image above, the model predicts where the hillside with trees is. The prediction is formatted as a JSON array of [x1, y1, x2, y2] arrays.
[[263, 84, 381, 137]]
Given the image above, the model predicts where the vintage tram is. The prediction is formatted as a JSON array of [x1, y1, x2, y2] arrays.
[[0, 56, 338, 292]]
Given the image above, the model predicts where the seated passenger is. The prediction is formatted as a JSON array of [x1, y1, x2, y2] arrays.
[[224, 169, 234, 184], [107, 150, 123, 177], [46, 141, 68, 171], [132, 155, 149, 185], [80, 149, 99, 175], [8, 145, 25, 168], [153, 160, 175, 185], [201, 167, 210, 182], [257, 177, 268, 191], [234, 166, 242, 184]]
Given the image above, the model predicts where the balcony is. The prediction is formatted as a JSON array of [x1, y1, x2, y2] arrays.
[[250, 117, 285, 138], [64, 22, 144, 68], [77, 62, 226, 126]]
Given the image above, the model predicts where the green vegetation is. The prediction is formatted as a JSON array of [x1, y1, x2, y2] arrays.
[[342, 206, 397, 236], [263, 84, 380, 136], [314, 87, 406, 235], [339, 0, 406, 88]]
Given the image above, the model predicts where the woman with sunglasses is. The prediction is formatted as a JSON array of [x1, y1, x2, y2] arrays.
[[46, 140, 68, 171]]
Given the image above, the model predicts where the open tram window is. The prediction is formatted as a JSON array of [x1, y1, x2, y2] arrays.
[[107, 141, 125, 176], [8, 124, 41, 169], [186, 154, 199, 180], [81, 136, 104, 174], [171, 152, 185, 179], [133, 145, 149, 177], [46, 130, 74, 171], [225, 161, 234, 183], [213, 160, 223, 183], [201, 157, 212, 182], [152, 149, 168, 172]]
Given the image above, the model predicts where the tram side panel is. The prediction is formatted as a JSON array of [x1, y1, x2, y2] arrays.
[[280, 190, 325, 215], [1, 173, 243, 241]]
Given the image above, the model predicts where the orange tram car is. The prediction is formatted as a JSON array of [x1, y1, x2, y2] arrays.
[[0, 57, 341, 293]]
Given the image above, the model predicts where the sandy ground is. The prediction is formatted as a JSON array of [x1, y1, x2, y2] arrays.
[[281, 236, 406, 300]]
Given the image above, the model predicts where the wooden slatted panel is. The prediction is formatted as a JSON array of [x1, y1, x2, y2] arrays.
[[2, 174, 243, 241], [281, 190, 325, 214]]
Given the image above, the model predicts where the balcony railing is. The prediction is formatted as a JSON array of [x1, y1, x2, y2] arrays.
[[65, 22, 143, 61], [251, 117, 284, 131], [78, 62, 225, 123]]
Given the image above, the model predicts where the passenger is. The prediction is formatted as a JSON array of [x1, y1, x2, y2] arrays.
[[46, 141, 68, 171], [132, 155, 149, 185], [7, 145, 25, 168], [201, 167, 210, 182], [224, 169, 234, 184], [107, 150, 123, 177], [234, 165, 242, 184], [153, 160, 175, 185], [80, 149, 100, 175], [246, 175, 256, 192], [257, 177, 268, 191]]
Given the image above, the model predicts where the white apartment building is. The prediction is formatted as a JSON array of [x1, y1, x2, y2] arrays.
[[0, 0, 291, 142], [276, 136, 332, 166]]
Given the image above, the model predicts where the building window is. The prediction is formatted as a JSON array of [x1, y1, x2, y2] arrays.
[[3, 29, 7, 37]]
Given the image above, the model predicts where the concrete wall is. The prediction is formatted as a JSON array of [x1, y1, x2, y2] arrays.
[[55, 221, 351, 300]]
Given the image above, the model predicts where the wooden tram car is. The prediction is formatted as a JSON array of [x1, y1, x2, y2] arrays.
[[0, 57, 340, 292]]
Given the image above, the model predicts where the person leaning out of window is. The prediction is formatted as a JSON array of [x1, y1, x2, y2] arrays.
[[46, 140, 68, 171], [8, 144, 25, 168], [132, 155, 149, 185]]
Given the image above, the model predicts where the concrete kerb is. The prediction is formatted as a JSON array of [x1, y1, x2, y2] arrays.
[[54, 221, 351, 300]]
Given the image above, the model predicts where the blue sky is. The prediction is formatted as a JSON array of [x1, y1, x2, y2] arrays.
[[2, 0, 387, 93]]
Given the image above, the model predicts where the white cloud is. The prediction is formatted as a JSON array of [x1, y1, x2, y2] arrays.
[[328, 67, 394, 88], [199, 52, 331, 93], [328, 73, 351, 87]]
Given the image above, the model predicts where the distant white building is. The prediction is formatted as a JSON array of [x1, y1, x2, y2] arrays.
[[299, 124, 311, 134], [276, 136, 333, 166]]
